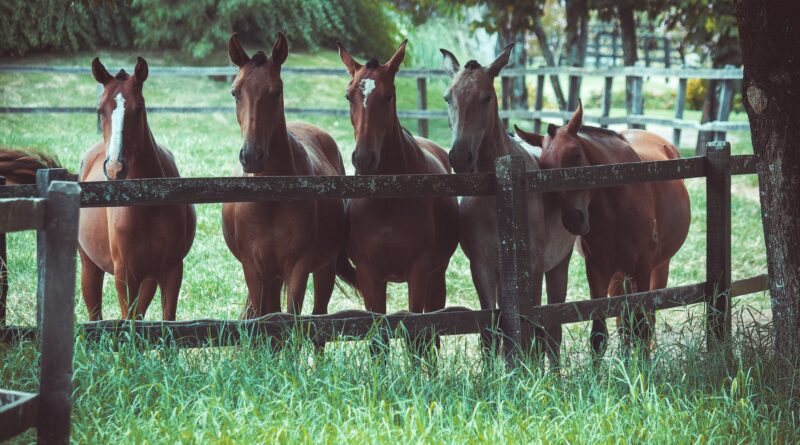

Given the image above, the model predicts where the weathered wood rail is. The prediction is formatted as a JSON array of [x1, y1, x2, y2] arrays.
[[0, 64, 746, 145], [0, 143, 768, 368], [0, 182, 80, 445]]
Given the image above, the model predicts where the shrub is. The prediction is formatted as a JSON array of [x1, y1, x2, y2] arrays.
[[0, 0, 134, 56], [686, 78, 707, 110]]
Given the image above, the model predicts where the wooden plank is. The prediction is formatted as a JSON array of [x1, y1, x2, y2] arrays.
[[0, 184, 36, 199], [715, 79, 735, 142], [77, 173, 495, 207], [705, 141, 732, 350], [37, 181, 80, 444], [526, 157, 706, 193], [416, 77, 428, 138], [731, 274, 768, 297], [601, 77, 613, 128], [533, 75, 545, 134], [0, 198, 45, 232], [0, 390, 38, 442], [674, 78, 688, 146], [0, 176, 6, 327], [494, 156, 534, 364]]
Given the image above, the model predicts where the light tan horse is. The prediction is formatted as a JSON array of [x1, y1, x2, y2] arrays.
[[79, 57, 196, 320], [222, 33, 349, 318]]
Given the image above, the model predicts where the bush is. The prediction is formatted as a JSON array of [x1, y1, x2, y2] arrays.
[[1, 0, 398, 61], [0, 0, 134, 56], [686, 78, 708, 111], [131, 0, 399, 60]]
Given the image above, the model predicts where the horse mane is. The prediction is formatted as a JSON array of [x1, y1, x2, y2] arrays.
[[464, 60, 481, 70], [115, 69, 130, 81], [365, 58, 380, 69], [0, 147, 63, 184], [251, 51, 268, 67], [579, 125, 626, 141]]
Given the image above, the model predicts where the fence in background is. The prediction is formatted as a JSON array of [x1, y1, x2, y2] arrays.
[[0, 64, 745, 151]]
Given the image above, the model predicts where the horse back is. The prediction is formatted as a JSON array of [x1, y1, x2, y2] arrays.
[[288, 122, 345, 175], [619, 129, 681, 161]]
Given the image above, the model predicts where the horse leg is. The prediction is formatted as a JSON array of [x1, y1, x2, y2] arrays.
[[79, 248, 104, 321], [113, 268, 144, 320], [544, 252, 572, 370], [311, 260, 336, 352], [157, 263, 184, 321], [286, 264, 311, 316], [638, 262, 670, 352], [135, 279, 159, 319], [586, 261, 613, 357], [422, 264, 448, 354], [242, 264, 270, 318], [470, 260, 500, 357], [356, 265, 388, 356], [407, 262, 437, 359]]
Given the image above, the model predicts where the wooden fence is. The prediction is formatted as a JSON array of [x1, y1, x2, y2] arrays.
[[0, 64, 745, 149], [0, 181, 80, 444], [0, 141, 769, 366]]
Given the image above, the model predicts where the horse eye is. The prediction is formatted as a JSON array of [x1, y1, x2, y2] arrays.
[[345, 93, 353, 103], [231, 90, 240, 102], [481, 95, 491, 104], [386, 93, 394, 102], [444, 95, 451, 104]]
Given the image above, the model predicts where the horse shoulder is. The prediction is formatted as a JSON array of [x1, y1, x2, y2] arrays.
[[79, 141, 106, 181], [288, 122, 343, 175], [413, 136, 451, 174], [155, 144, 182, 178]]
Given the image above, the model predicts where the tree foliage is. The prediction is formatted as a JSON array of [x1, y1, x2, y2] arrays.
[[1, 0, 398, 60]]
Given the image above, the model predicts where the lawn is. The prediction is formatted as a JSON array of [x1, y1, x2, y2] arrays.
[[1, 48, 790, 443]]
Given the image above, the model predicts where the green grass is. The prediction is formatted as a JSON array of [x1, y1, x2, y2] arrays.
[[0, 49, 788, 443]]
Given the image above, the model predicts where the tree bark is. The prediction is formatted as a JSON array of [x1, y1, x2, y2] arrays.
[[563, 0, 589, 110], [532, 14, 567, 110], [617, 3, 638, 115], [736, 0, 800, 391], [497, 21, 528, 114]]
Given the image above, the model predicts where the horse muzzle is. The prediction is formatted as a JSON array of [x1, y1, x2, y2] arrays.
[[562, 208, 590, 236], [103, 158, 127, 180], [239, 146, 265, 173], [448, 142, 476, 174], [352, 149, 378, 175]]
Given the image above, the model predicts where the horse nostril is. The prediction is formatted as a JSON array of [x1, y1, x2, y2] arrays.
[[239, 148, 245, 164]]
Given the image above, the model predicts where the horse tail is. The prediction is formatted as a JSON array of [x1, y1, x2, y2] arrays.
[[335, 248, 357, 289], [0, 147, 63, 185]]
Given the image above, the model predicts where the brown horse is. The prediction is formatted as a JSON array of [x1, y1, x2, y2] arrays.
[[338, 41, 459, 317], [79, 57, 196, 321], [222, 33, 348, 317], [0, 148, 62, 184], [440, 45, 575, 364], [515, 103, 690, 355]]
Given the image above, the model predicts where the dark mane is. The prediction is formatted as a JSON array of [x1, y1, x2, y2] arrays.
[[464, 60, 482, 70], [580, 125, 625, 140], [365, 58, 380, 69], [251, 51, 268, 67], [114, 69, 130, 80]]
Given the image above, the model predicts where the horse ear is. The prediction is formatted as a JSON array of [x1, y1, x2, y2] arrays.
[[337, 42, 362, 77], [566, 100, 583, 134], [385, 39, 407, 74], [134, 57, 148, 83], [271, 32, 288, 66], [547, 123, 558, 138], [228, 33, 251, 68], [92, 57, 112, 85], [514, 125, 544, 147], [440, 48, 460, 77], [486, 43, 514, 78]]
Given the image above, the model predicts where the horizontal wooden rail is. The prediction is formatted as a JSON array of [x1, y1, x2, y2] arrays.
[[0, 390, 38, 442], [530, 110, 750, 132], [0, 64, 743, 80], [0, 198, 44, 232], [0, 274, 769, 348]]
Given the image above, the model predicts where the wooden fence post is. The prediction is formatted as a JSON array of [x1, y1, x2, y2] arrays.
[[628, 75, 644, 129], [36, 168, 68, 328], [602, 77, 613, 128], [500, 76, 510, 130], [664, 38, 672, 69], [37, 181, 80, 444], [416, 77, 428, 138], [705, 141, 732, 350], [567, 75, 581, 115], [495, 156, 536, 366], [714, 78, 735, 142], [533, 75, 545, 134], [673, 78, 688, 147], [1, 175, 6, 327]]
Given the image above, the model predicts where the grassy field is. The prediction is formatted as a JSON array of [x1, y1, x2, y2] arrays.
[[1, 48, 791, 443]]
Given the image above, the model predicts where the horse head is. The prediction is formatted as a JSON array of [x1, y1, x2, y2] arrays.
[[92, 57, 149, 180]]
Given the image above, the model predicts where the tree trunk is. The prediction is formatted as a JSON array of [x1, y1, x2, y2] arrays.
[[497, 26, 528, 112], [617, 3, 638, 115], [532, 14, 567, 110], [736, 0, 800, 391], [563, 0, 589, 110]]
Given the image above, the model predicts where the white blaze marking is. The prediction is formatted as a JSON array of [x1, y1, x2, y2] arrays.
[[107, 92, 125, 162], [360, 78, 375, 109]]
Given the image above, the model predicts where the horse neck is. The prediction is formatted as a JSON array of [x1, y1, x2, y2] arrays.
[[475, 111, 523, 172], [261, 111, 312, 176], [373, 116, 426, 174], [125, 112, 165, 178]]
